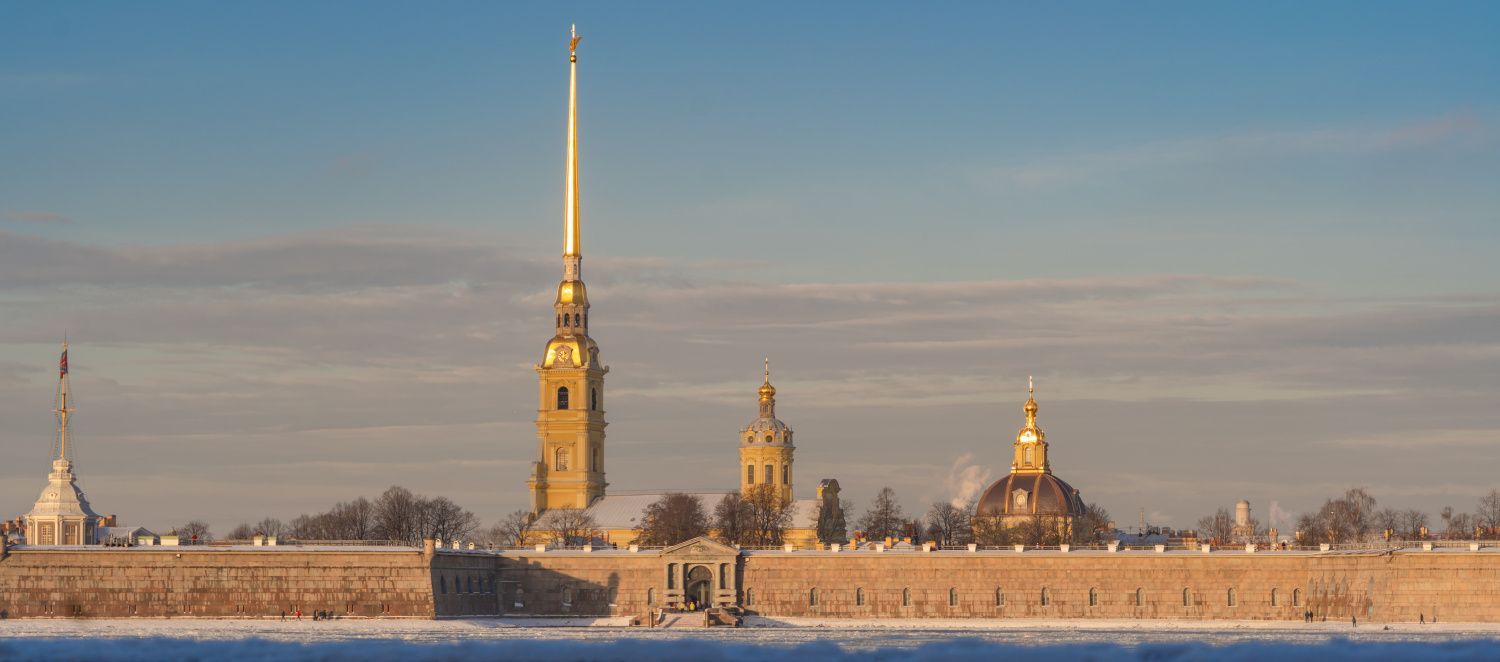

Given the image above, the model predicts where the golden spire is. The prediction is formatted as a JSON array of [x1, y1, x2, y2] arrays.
[[759, 357, 776, 399], [562, 23, 582, 280], [56, 340, 74, 463], [1024, 374, 1038, 425]]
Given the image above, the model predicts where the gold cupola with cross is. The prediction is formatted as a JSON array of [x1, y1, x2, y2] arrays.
[[1012, 376, 1049, 474], [739, 359, 794, 504], [529, 25, 609, 514]]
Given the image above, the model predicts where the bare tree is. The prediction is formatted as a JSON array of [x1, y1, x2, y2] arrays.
[[1375, 507, 1402, 539], [1073, 502, 1112, 545], [537, 508, 598, 546], [179, 520, 212, 544], [1477, 490, 1500, 537], [227, 523, 254, 539], [925, 502, 971, 547], [857, 487, 905, 541], [712, 493, 748, 546], [373, 485, 424, 544], [253, 517, 285, 537], [1196, 508, 1235, 544], [741, 485, 792, 547], [481, 509, 535, 548], [1402, 509, 1430, 540], [421, 496, 479, 543], [637, 493, 709, 546], [972, 515, 1013, 546]]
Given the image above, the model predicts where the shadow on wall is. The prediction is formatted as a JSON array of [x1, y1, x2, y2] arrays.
[[494, 558, 627, 617]]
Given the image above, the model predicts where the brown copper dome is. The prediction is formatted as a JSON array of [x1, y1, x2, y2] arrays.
[[975, 472, 1085, 519]]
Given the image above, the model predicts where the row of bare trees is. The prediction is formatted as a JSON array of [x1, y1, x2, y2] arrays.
[[1289, 488, 1500, 545], [853, 486, 1112, 548], [224, 485, 479, 545]]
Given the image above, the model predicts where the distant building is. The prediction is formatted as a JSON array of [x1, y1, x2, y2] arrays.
[[973, 379, 1086, 535], [24, 343, 103, 546]]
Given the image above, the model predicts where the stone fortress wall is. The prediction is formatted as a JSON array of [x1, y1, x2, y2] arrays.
[[5, 540, 1499, 622]]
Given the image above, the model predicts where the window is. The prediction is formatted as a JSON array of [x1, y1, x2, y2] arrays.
[[949, 588, 959, 607], [647, 588, 655, 605], [556, 314, 561, 327], [995, 588, 1004, 607], [562, 587, 573, 606], [764, 464, 773, 484], [745, 588, 753, 606], [555, 447, 570, 471], [856, 588, 865, 606], [557, 386, 570, 410], [902, 588, 911, 607], [439, 576, 446, 594], [719, 564, 728, 589], [1135, 588, 1144, 606], [574, 313, 581, 327], [1183, 588, 1192, 607], [1089, 587, 1098, 606], [782, 464, 789, 484], [809, 588, 818, 607], [1292, 588, 1301, 606], [590, 388, 598, 411], [1270, 588, 1279, 607], [592, 448, 600, 472], [1227, 588, 1236, 607], [765, 435, 773, 444], [1024, 446, 1034, 465], [747, 464, 755, 484], [1041, 587, 1051, 606], [667, 564, 677, 589], [747, 436, 754, 444]]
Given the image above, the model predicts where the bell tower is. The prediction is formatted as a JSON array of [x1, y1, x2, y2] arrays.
[[739, 359, 794, 503], [529, 25, 608, 514], [1010, 376, 1050, 474]]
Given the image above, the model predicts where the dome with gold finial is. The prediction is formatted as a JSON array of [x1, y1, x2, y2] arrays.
[[974, 378, 1085, 522], [743, 358, 792, 446]]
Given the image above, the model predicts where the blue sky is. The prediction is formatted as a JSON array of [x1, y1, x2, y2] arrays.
[[2, 3, 1498, 534]]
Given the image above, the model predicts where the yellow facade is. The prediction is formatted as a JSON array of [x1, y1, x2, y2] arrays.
[[739, 362, 794, 504], [529, 29, 608, 514]]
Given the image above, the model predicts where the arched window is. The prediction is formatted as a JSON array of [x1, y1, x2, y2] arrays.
[[562, 587, 573, 606], [782, 464, 789, 485], [902, 588, 911, 607], [1040, 587, 1051, 606], [1024, 446, 1034, 465], [1135, 588, 1144, 606], [555, 447, 570, 471], [1227, 588, 1237, 607], [1292, 588, 1301, 606], [764, 464, 773, 484], [747, 464, 755, 484], [949, 588, 959, 607], [590, 388, 598, 411], [856, 588, 865, 606], [647, 588, 655, 605], [1089, 587, 1098, 606], [556, 314, 561, 327], [995, 587, 1004, 607], [556, 386, 570, 410], [809, 588, 818, 606], [666, 564, 677, 589], [745, 588, 753, 606], [1270, 588, 1279, 607], [1182, 588, 1192, 607], [574, 313, 581, 327]]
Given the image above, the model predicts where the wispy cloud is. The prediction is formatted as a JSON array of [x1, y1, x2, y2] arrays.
[[0, 225, 1495, 531], [1, 210, 70, 224], [980, 109, 1487, 191]]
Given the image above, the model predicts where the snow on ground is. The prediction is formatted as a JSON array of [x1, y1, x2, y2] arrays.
[[3, 616, 1500, 653]]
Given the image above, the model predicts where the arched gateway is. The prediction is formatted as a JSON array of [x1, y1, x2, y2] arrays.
[[659, 537, 740, 611]]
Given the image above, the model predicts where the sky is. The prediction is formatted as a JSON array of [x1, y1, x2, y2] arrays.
[[2, 2, 1498, 536]]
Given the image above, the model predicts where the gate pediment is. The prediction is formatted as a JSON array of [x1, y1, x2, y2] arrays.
[[660, 536, 739, 559]]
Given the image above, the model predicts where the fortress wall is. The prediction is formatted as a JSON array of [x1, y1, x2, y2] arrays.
[[5, 545, 1498, 622], [0, 547, 438, 619], [738, 550, 1500, 622], [496, 552, 660, 617]]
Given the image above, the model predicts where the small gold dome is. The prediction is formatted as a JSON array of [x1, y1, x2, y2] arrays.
[[759, 381, 776, 399]]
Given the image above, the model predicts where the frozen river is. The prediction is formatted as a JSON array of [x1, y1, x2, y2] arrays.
[[4, 616, 1500, 650]]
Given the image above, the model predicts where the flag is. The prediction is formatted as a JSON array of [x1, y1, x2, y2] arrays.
[[59, 348, 68, 376]]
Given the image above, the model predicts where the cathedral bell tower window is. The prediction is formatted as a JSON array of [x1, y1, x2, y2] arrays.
[[557, 387, 570, 410], [555, 448, 570, 471], [747, 464, 755, 484]]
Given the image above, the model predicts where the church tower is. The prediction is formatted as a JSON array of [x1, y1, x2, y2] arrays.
[[739, 359, 794, 503], [1011, 376, 1050, 474], [529, 26, 608, 514], [25, 342, 102, 545]]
